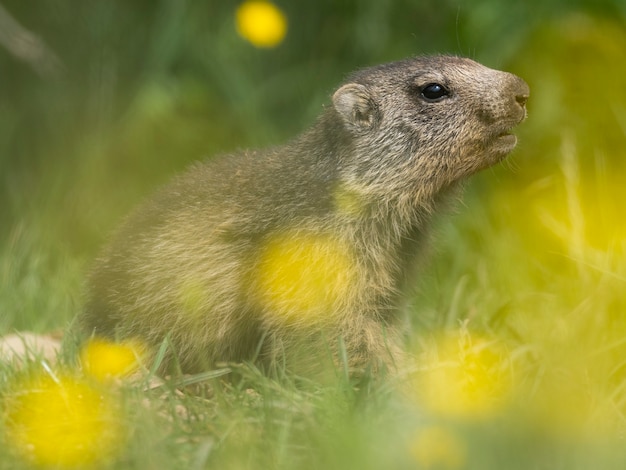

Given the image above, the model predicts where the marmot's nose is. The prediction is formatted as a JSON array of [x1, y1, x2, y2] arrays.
[[512, 77, 530, 109]]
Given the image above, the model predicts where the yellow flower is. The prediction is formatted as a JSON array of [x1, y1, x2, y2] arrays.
[[409, 426, 466, 470], [333, 183, 368, 217], [254, 231, 360, 325], [235, 1, 287, 48], [80, 338, 145, 382], [413, 333, 512, 419], [4, 373, 125, 467]]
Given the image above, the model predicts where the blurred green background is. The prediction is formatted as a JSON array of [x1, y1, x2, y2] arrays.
[[1, 0, 626, 338]]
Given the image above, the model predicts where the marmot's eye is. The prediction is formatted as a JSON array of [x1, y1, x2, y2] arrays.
[[420, 83, 449, 102]]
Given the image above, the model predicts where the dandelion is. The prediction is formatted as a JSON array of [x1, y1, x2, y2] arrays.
[[409, 425, 466, 470], [414, 332, 512, 419], [235, 1, 287, 48], [254, 231, 359, 325], [80, 338, 145, 382], [4, 372, 125, 467], [333, 183, 368, 217]]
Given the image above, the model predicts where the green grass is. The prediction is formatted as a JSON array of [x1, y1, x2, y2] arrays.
[[2, 137, 626, 469], [0, 223, 84, 333]]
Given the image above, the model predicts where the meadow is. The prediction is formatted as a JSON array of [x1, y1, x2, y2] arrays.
[[2, 1, 626, 468]]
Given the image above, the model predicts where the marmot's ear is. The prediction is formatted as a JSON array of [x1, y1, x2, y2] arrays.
[[332, 83, 380, 130]]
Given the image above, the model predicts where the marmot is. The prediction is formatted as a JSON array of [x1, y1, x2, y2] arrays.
[[82, 56, 529, 380]]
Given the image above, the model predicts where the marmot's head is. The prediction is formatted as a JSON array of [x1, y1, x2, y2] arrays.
[[332, 56, 529, 200]]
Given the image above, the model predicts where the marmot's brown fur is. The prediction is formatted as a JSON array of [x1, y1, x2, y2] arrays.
[[82, 56, 529, 379]]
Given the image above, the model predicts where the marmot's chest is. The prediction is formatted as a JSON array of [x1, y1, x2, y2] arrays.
[[246, 218, 416, 324]]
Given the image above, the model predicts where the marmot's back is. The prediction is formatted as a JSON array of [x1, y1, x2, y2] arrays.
[[82, 56, 528, 378]]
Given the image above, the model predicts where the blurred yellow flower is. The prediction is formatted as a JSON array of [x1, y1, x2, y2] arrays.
[[254, 231, 360, 325], [414, 333, 512, 419], [235, 1, 287, 48], [81, 338, 145, 382], [409, 425, 466, 470], [333, 183, 368, 217], [4, 373, 125, 467]]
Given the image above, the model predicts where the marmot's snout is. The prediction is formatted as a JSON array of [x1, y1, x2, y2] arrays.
[[511, 75, 530, 119], [468, 69, 530, 166], [515, 88, 529, 109], [485, 74, 528, 122]]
